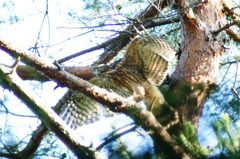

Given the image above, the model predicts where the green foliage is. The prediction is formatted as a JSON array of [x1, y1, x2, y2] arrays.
[[83, 0, 109, 12], [115, 4, 122, 11], [175, 122, 211, 159], [74, 0, 150, 27], [206, 64, 240, 121], [103, 125, 154, 159], [211, 113, 240, 159], [104, 125, 134, 159], [107, 139, 134, 159], [161, 83, 206, 109]]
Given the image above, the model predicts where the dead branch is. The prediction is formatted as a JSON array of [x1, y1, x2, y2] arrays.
[[96, 0, 175, 65], [56, 16, 179, 65], [57, 0, 176, 65], [16, 65, 94, 81], [212, 21, 240, 35], [16, 15, 180, 82]]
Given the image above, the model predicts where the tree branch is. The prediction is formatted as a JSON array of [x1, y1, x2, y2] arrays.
[[12, 90, 72, 159], [226, 29, 240, 42], [16, 65, 94, 81], [0, 35, 189, 159], [15, 15, 180, 82], [221, 0, 240, 42], [0, 65, 99, 159], [212, 21, 240, 35], [96, 126, 136, 151], [15, 16, 180, 82], [16, 124, 48, 159], [222, 0, 240, 23], [0, 152, 13, 158], [95, 0, 176, 65], [220, 59, 240, 66], [57, 0, 177, 65]]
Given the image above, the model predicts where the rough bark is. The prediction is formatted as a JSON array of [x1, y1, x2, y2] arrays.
[[171, 0, 226, 129]]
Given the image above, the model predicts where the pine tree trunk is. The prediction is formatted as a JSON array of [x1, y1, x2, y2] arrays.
[[171, 0, 226, 130]]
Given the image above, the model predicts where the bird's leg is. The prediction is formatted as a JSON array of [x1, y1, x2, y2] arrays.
[[131, 83, 145, 101]]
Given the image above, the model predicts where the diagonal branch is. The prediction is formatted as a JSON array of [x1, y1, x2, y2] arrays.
[[15, 97, 66, 159], [212, 21, 240, 42], [226, 29, 240, 42], [16, 124, 48, 159], [96, 125, 136, 151], [221, 0, 240, 42], [95, 0, 176, 65], [212, 21, 240, 35], [0, 35, 189, 159], [0, 65, 99, 159]]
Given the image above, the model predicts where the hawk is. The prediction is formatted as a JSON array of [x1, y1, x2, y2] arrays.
[[59, 35, 176, 129]]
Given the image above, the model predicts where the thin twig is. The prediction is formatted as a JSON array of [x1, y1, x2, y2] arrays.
[[219, 61, 232, 86], [231, 60, 240, 100], [32, 0, 50, 56], [212, 21, 240, 35], [231, 88, 240, 100], [233, 60, 239, 88], [56, 16, 180, 64], [59, 23, 127, 29], [56, 34, 125, 64], [0, 110, 36, 118], [220, 60, 240, 66], [97, 126, 136, 151]]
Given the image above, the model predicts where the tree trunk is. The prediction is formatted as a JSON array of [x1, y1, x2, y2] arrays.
[[171, 0, 226, 130]]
